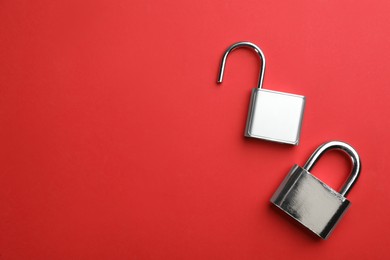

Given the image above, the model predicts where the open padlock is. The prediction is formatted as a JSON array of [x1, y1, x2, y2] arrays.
[[271, 141, 361, 239], [217, 42, 306, 145]]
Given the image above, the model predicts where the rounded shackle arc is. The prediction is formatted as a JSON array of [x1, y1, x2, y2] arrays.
[[217, 41, 266, 89], [303, 141, 361, 197]]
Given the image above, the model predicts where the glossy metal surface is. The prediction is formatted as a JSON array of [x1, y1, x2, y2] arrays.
[[271, 165, 351, 239], [303, 141, 361, 197], [245, 89, 305, 145], [270, 141, 361, 239], [217, 41, 266, 89], [216, 41, 306, 145]]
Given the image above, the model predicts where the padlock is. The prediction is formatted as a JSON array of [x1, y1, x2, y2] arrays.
[[217, 41, 306, 145], [270, 141, 361, 239]]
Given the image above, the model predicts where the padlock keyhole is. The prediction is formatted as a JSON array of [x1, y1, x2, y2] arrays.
[[307, 150, 352, 193]]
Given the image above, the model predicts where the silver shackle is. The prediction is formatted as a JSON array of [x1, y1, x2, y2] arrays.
[[217, 41, 266, 89], [303, 141, 361, 197]]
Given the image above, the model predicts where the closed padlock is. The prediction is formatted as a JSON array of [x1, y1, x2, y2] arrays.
[[217, 41, 306, 145], [271, 141, 361, 239]]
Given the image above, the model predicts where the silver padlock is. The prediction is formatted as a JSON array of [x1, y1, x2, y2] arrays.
[[271, 141, 361, 239], [217, 42, 306, 145]]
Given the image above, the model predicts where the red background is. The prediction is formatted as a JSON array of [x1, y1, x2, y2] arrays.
[[1, 0, 389, 259]]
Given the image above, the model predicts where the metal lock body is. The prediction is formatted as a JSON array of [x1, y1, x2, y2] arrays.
[[217, 42, 306, 145], [271, 141, 361, 239]]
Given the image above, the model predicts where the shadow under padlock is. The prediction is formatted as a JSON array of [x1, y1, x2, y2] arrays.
[[217, 41, 306, 145], [268, 202, 323, 242]]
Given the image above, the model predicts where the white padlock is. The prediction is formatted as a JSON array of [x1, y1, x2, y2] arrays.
[[217, 41, 306, 145]]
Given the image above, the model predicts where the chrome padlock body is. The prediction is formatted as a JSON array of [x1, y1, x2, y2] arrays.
[[218, 42, 306, 145], [271, 141, 361, 239], [271, 165, 351, 239]]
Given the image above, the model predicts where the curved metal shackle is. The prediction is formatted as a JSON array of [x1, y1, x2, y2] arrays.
[[303, 141, 361, 197], [217, 41, 266, 89]]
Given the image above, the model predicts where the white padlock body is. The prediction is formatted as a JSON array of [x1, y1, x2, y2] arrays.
[[245, 89, 305, 145]]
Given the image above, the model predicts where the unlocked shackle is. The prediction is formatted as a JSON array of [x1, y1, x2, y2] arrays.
[[217, 41, 266, 89], [303, 141, 361, 197]]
